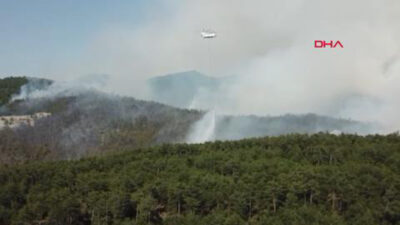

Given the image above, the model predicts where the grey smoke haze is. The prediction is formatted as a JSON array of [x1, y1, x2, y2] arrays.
[[61, 0, 398, 132], [6, 0, 400, 132]]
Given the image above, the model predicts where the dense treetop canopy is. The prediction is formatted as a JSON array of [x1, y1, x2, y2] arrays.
[[1, 133, 399, 225]]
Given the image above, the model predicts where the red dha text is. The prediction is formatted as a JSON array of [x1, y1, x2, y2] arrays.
[[314, 40, 344, 48]]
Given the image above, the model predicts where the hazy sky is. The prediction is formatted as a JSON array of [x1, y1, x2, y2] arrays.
[[2, 0, 399, 82], [0, 0, 168, 78]]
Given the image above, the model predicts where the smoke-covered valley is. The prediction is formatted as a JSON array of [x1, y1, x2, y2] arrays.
[[0, 76, 376, 164]]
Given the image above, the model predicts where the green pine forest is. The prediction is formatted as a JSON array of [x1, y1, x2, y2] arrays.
[[1, 133, 400, 225]]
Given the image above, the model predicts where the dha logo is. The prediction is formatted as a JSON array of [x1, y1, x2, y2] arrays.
[[314, 40, 344, 48]]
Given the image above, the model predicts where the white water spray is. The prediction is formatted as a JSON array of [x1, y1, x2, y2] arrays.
[[186, 110, 216, 143]]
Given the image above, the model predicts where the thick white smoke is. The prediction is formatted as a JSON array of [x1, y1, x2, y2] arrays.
[[69, 0, 400, 132], [9, 0, 400, 133]]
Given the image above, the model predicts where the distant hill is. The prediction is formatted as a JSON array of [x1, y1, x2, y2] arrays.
[[213, 114, 372, 140], [147, 71, 221, 108]]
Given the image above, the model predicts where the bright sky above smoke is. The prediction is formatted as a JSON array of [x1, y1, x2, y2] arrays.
[[0, 0, 167, 77], [1, 0, 400, 131]]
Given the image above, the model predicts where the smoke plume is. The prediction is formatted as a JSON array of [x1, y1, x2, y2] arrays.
[[6, 0, 400, 133], [65, 0, 399, 132]]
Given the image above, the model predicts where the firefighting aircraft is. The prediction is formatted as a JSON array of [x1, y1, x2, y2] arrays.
[[201, 30, 217, 39]]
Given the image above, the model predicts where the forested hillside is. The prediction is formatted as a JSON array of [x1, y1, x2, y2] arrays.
[[0, 76, 374, 165], [0, 91, 202, 164], [1, 133, 399, 225], [0, 92, 373, 165]]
